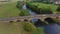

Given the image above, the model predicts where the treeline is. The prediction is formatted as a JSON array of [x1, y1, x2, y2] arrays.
[[26, 2, 60, 14], [26, 3, 53, 14]]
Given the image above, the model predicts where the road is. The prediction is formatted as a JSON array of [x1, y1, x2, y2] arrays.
[[0, 14, 60, 21]]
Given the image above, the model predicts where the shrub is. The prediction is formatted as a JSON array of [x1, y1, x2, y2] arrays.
[[32, 27, 44, 34], [45, 2, 49, 4], [40, 8, 53, 14], [36, 8, 41, 14], [44, 2, 53, 4], [54, 19, 60, 25], [16, 1, 23, 9], [45, 21, 49, 25], [23, 22, 36, 32], [34, 6, 38, 11], [19, 9, 30, 16], [28, 4, 53, 14], [26, 3, 53, 14], [57, 6, 60, 12]]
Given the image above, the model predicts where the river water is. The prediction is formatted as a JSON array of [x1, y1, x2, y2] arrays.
[[23, 4, 60, 34], [23, 4, 36, 15], [44, 24, 60, 34]]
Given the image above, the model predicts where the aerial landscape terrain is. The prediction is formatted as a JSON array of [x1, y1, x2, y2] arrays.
[[0, 0, 60, 34]]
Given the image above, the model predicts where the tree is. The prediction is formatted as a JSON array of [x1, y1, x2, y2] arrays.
[[57, 6, 60, 12], [39, 8, 53, 14], [23, 22, 36, 32], [16, 1, 23, 9], [26, 0, 30, 3], [32, 27, 44, 34]]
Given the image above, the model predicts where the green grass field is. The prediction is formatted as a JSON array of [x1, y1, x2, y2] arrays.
[[0, 22, 31, 34], [0, 2, 20, 18]]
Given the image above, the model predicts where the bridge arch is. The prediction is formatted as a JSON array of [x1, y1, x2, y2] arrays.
[[44, 17, 56, 24], [24, 19, 28, 22], [30, 18, 44, 27], [56, 16, 59, 19], [16, 20, 21, 22]]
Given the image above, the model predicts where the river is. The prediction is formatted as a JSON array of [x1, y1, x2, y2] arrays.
[[23, 4, 60, 34], [44, 24, 60, 34], [23, 4, 36, 15]]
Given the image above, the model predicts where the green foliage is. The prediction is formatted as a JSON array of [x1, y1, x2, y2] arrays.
[[57, 6, 60, 11], [26, 0, 30, 3], [19, 9, 30, 16], [32, 27, 44, 34], [16, 1, 23, 9], [27, 2, 58, 12], [43, 2, 53, 4], [27, 3, 53, 14], [23, 22, 36, 32], [54, 18, 60, 25], [39, 8, 53, 14], [45, 21, 49, 25]]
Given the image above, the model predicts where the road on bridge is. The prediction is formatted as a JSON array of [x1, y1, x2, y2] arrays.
[[0, 14, 60, 21]]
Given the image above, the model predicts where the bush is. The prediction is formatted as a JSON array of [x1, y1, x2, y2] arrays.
[[36, 8, 41, 14], [45, 2, 49, 4], [44, 2, 53, 4], [26, 3, 53, 14], [23, 22, 36, 32], [16, 1, 23, 9], [54, 19, 60, 25], [19, 9, 30, 16], [32, 27, 44, 34], [45, 21, 49, 25], [57, 6, 60, 12], [39, 8, 53, 14]]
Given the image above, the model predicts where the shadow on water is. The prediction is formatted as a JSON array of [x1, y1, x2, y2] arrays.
[[30, 18, 46, 27], [44, 17, 56, 24]]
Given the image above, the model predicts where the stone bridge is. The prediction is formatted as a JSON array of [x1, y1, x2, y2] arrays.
[[0, 14, 60, 22]]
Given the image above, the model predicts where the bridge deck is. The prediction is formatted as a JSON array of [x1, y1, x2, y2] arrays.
[[0, 14, 60, 21]]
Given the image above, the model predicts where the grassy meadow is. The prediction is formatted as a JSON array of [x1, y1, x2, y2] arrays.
[[0, 22, 31, 34], [0, 2, 20, 18]]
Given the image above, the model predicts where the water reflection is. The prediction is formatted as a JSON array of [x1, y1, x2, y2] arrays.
[[31, 18, 38, 23], [44, 24, 60, 34]]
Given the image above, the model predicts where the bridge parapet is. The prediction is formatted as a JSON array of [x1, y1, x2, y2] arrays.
[[0, 14, 60, 22]]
